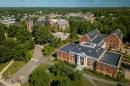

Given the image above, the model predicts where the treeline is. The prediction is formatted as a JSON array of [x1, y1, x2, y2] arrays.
[[0, 7, 130, 16], [0, 24, 34, 62]]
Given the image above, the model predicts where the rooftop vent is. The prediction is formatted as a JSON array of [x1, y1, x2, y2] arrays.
[[96, 50, 99, 52], [81, 42, 96, 48], [88, 50, 91, 53], [78, 48, 82, 51]]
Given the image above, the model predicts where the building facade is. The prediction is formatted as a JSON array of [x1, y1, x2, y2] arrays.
[[106, 29, 124, 50], [49, 19, 69, 31], [26, 19, 33, 33], [57, 42, 121, 76]]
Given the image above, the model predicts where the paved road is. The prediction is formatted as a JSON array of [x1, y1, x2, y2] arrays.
[[6, 45, 53, 85]]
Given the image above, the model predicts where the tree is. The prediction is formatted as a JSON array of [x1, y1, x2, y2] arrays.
[[0, 39, 17, 62], [0, 24, 6, 44], [6, 25, 19, 37], [49, 63, 73, 77], [43, 45, 55, 56], [70, 32, 78, 43], [49, 63, 85, 86], [49, 37, 62, 48], [50, 77, 70, 86], [16, 29, 33, 43], [29, 68, 49, 86], [34, 26, 52, 44]]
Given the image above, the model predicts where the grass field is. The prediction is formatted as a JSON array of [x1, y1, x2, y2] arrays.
[[93, 80, 116, 86], [0, 61, 10, 72], [2, 60, 27, 79]]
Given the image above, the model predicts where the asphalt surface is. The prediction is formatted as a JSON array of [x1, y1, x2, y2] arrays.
[[6, 45, 53, 85]]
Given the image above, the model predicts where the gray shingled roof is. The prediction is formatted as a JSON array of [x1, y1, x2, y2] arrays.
[[59, 43, 105, 59], [91, 34, 108, 46], [57, 19, 68, 25], [70, 44, 105, 59], [59, 44, 76, 53], [114, 29, 124, 40], [100, 52, 121, 66], [87, 29, 100, 40]]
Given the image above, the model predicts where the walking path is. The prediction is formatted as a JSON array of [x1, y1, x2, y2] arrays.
[[7, 45, 53, 85]]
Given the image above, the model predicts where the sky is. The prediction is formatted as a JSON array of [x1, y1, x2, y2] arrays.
[[0, 0, 130, 7]]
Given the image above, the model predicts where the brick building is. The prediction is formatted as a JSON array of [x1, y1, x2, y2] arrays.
[[79, 29, 108, 48], [26, 18, 33, 33], [57, 42, 121, 76], [49, 19, 69, 31], [96, 52, 121, 77], [106, 29, 124, 50]]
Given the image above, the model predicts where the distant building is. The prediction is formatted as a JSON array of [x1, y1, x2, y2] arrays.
[[26, 18, 33, 33], [83, 12, 95, 22], [66, 12, 95, 22], [56, 42, 121, 76], [50, 19, 69, 31], [0, 17, 16, 26], [106, 29, 124, 50], [53, 32, 70, 41], [66, 12, 83, 18], [34, 16, 46, 26], [57, 19, 69, 31], [48, 14, 62, 19]]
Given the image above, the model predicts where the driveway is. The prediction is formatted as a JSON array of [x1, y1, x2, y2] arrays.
[[6, 45, 53, 85]]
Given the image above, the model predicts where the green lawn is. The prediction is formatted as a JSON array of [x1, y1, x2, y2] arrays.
[[93, 80, 116, 86], [84, 70, 116, 82], [0, 61, 10, 72], [23, 82, 29, 86], [26, 49, 34, 60], [2, 60, 27, 79], [84, 70, 130, 85]]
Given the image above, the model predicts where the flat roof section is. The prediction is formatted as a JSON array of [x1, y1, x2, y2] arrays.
[[100, 52, 121, 66], [59, 44, 76, 53], [70, 44, 105, 59]]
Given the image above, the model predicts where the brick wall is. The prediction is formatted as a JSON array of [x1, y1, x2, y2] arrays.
[[57, 50, 75, 63], [79, 35, 90, 43], [96, 62, 118, 76], [85, 58, 96, 70], [106, 34, 122, 50]]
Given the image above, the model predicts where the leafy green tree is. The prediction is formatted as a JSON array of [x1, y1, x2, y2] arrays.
[[6, 25, 19, 37], [49, 63, 73, 76], [29, 68, 49, 86], [0, 24, 6, 44], [50, 77, 70, 86], [49, 37, 62, 48], [33, 26, 51, 44], [43, 45, 54, 56], [0, 40, 17, 62]]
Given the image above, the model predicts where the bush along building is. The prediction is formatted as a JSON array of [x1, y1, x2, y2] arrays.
[[57, 29, 123, 77]]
